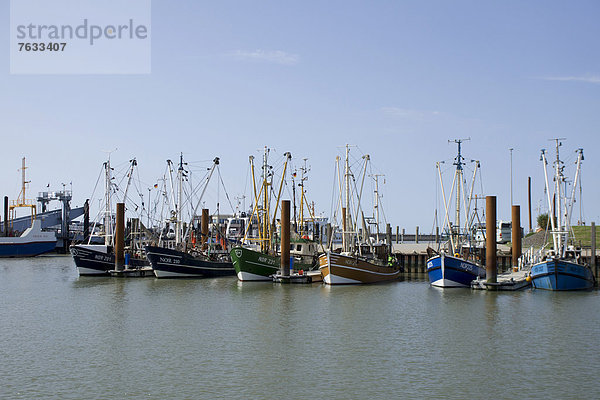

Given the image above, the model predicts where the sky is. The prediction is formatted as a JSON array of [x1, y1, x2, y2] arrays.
[[1, 0, 599, 233]]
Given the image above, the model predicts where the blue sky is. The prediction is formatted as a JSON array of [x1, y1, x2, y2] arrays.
[[2, 0, 599, 231]]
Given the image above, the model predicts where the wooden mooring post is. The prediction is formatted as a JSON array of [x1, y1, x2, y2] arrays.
[[592, 222, 597, 284], [280, 200, 290, 276], [486, 196, 497, 283], [3, 196, 8, 236], [201, 209, 209, 251], [114, 202, 125, 271], [512, 205, 521, 268]]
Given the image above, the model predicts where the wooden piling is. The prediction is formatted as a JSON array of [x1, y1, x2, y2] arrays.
[[486, 196, 497, 283], [115, 202, 125, 271], [3, 196, 8, 236], [83, 199, 90, 243], [592, 222, 597, 283], [280, 200, 290, 276], [528, 177, 532, 233], [401, 228, 405, 243], [435, 226, 439, 244], [201, 208, 209, 250], [415, 226, 419, 243], [326, 223, 332, 249], [396, 226, 399, 244], [386, 223, 391, 251], [512, 205, 521, 267]]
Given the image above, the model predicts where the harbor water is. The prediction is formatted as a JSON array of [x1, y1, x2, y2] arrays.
[[1, 256, 599, 399]]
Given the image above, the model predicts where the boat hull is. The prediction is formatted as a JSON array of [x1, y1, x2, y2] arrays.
[[0, 241, 56, 257], [71, 245, 148, 276], [230, 247, 280, 281], [426, 254, 486, 288], [0, 219, 56, 257], [145, 246, 234, 278], [530, 259, 595, 290], [318, 252, 401, 285]]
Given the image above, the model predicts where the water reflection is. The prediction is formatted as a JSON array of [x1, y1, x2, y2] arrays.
[[3, 256, 600, 399]]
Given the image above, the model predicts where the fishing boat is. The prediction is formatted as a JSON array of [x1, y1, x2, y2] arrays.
[[230, 148, 321, 281], [529, 141, 595, 290], [71, 157, 151, 276], [145, 155, 235, 278], [231, 236, 320, 281], [71, 243, 150, 276], [426, 139, 486, 287], [318, 145, 401, 285], [145, 245, 234, 278]]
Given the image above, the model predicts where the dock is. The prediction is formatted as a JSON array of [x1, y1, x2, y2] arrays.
[[390, 243, 515, 275], [471, 268, 531, 291], [272, 269, 322, 284], [108, 266, 154, 278]]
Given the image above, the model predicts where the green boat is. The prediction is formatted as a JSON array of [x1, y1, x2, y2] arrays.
[[231, 239, 319, 281], [231, 147, 322, 281], [230, 246, 279, 281]]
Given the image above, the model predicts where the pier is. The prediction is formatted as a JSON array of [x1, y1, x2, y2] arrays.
[[391, 242, 516, 276]]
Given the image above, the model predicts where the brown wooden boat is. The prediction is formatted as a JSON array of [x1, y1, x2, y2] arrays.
[[319, 251, 401, 284]]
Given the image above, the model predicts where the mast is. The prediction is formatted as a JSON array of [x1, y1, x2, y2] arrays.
[[262, 147, 269, 252], [540, 149, 558, 251], [270, 152, 291, 231], [299, 158, 309, 236], [20, 157, 27, 204], [553, 139, 564, 253], [344, 144, 351, 252], [165, 160, 176, 214], [373, 173, 383, 243], [449, 139, 469, 246], [249, 155, 260, 242], [104, 157, 112, 246], [336, 156, 344, 249], [292, 168, 297, 232], [176, 153, 185, 244], [10, 157, 37, 226]]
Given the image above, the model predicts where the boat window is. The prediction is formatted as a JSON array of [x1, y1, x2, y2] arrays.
[[297, 244, 302, 251]]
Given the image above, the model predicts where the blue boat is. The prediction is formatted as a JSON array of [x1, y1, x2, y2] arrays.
[[0, 219, 56, 257], [428, 139, 485, 288], [528, 141, 594, 291], [427, 253, 486, 288], [530, 257, 594, 290], [0, 158, 57, 257]]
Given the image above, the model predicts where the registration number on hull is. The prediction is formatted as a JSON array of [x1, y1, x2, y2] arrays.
[[159, 257, 180, 264], [257, 256, 278, 266]]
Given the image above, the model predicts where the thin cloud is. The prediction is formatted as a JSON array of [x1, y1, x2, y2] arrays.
[[228, 49, 299, 65], [537, 76, 600, 84], [381, 107, 441, 120]]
